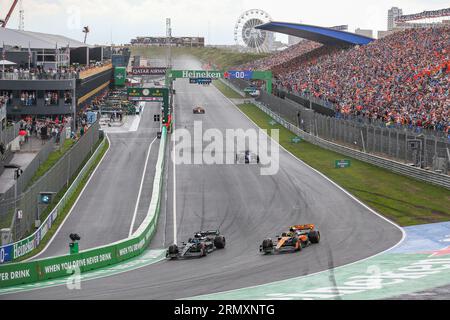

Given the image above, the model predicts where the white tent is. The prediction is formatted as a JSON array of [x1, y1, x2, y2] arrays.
[[0, 60, 16, 66]]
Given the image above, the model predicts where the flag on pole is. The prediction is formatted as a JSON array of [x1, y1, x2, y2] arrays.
[[28, 41, 32, 69], [66, 43, 70, 66], [2, 42, 5, 76], [55, 42, 58, 69]]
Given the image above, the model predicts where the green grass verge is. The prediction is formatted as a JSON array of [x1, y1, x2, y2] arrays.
[[27, 139, 76, 188], [0, 210, 14, 231], [238, 103, 450, 227], [15, 138, 109, 262], [130, 46, 269, 70], [212, 80, 243, 99]]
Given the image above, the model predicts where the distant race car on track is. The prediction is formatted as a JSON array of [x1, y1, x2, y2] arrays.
[[260, 224, 320, 254], [236, 150, 260, 164], [166, 231, 226, 259], [193, 106, 206, 114]]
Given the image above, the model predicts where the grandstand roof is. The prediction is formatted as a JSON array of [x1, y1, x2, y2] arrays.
[[256, 22, 375, 46], [0, 28, 91, 49]]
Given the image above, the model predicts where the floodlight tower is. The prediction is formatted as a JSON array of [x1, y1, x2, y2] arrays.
[[18, 0, 24, 30]]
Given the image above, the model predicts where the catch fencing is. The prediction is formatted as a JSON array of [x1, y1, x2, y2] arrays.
[[0, 123, 20, 147], [0, 122, 100, 241], [256, 91, 450, 174]]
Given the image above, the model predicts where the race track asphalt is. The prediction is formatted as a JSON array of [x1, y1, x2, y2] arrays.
[[3, 56, 403, 299], [33, 104, 161, 259]]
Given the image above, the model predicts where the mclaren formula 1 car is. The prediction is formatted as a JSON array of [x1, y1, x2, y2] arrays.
[[193, 106, 206, 114], [166, 231, 226, 259], [260, 224, 320, 254]]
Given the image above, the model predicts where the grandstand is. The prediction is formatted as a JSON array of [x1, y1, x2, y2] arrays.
[[238, 23, 449, 134]]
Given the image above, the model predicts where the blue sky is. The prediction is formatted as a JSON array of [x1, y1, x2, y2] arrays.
[[1, 0, 449, 45]]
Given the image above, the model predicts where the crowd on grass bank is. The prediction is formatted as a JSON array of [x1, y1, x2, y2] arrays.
[[239, 40, 321, 71], [240, 26, 450, 133]]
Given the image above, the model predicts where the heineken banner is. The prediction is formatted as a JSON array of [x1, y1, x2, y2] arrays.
[[131, 67, 167, 76], [169, 70, 224, 79], [169, 69, 273, 92], [114, 67, 127, 86]]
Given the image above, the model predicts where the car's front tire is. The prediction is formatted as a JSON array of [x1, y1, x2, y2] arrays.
[[262, 239, 274, 254], [214, 236, 226, 249], [309, 231, 321, 244]]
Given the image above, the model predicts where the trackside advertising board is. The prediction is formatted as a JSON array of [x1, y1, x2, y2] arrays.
[[114, 67, 127, 86], [131, 67, 167, 75], [0, 127, 167, 289]]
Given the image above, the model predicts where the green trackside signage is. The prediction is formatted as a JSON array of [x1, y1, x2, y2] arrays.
[[0, 127, 167, 289], [168, 70, 273, 93], [114, 67, 127, 86], [169, 70, 224, 79], [335, 160, 351, 169], [292, 137, 302, 144]]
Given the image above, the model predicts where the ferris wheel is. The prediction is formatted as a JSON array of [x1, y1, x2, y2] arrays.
[[234, 9, 273, 53]]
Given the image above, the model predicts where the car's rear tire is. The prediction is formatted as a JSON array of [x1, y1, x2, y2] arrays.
[[309, 231, 321, 244], [214, 236, 226, 249]]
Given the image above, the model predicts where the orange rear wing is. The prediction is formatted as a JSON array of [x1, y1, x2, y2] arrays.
[[291, 224, 315, 231]]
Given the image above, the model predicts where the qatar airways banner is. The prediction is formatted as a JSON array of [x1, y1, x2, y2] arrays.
[[131, 67, 167, 76]]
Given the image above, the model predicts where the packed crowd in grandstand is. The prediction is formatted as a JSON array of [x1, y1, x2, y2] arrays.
[[242, 26, 449, 133]]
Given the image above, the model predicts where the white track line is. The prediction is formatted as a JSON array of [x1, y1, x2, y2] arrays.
[[26, 134, 112, 262], [128, 136, 158, 236]]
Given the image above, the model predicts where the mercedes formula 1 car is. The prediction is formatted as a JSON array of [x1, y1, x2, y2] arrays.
[[236, 150, 260, 164], [260, 224, 320, 255], [193, 106, 206, 114], [166, 231, 226, 259]]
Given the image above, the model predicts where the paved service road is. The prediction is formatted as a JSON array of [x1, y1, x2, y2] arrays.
[[3, 56, 403, 299], [33, 104, 161, 259]]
